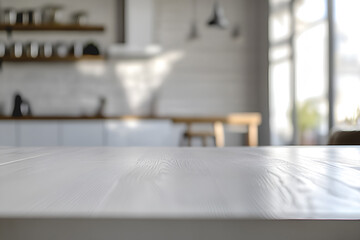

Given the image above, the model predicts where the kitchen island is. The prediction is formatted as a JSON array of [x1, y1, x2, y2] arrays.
[[0, 147, 359, 240]]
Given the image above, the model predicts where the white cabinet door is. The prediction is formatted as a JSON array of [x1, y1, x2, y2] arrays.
[[127, 120, 173, 146], [104, 121, 128, 146], [19, 121, 59, 147], [61, 121, 104, 146], [0, 121, 17, 146], [105, 120, 179, 147]]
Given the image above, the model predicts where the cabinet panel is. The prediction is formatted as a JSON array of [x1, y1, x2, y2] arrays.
[[0, 121, 17, 146], [19, 121, 59, 147], [105, 120, 178, 147], [61, 121, 104, 146], [0, 119, 184, 147], [127, 120, 173, 146], [104, 121, 128, 146]]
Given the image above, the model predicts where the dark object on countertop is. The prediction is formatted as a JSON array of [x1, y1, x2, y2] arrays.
[[0, 102, 4, 116], [95, 97, 106, 117], [12, 94, 32, 117], [83, 42, 100, 55], [12, 95, 22, 117]]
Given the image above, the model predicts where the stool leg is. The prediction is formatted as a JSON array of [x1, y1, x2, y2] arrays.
[[181, 134, 187, 147], [202, 136, 207, 147], [214, 121, 225, 147], [248, 124, 258, 146]]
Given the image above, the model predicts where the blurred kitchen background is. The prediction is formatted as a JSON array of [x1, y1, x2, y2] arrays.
[[0, 0, 359, 147]]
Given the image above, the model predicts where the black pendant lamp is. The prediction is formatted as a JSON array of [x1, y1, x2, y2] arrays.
[[207, 0, 229, 29]]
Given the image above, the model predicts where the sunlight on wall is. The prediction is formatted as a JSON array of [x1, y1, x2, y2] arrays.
[[270, 60, 293, 145], [296, 0, 326, 24], [114, 50, 184, 114], [296, 24, 327, 103], [335, 0, 360, 123], [269, 10, 291, 42], [107, 120, 140, 130], [336, 76, 360, 122]]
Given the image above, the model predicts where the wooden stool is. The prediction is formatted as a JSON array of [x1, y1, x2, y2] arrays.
[[184, 131, 216, 147], [183, 121, 224, 147], [173, 113, 261, 147]]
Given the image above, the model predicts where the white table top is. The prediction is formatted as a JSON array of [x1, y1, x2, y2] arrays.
[[0, 146, 359, 220]]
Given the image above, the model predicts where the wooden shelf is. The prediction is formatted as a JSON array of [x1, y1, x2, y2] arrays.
[[0, 24, 105, 32], [1, 55, 105, 62]]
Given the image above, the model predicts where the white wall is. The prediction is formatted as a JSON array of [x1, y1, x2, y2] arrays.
[[0, 0, 270, 145]]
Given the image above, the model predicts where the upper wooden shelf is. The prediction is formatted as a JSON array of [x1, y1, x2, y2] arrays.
[[0, 24, 105, 32], [1, 55, 105, 62]]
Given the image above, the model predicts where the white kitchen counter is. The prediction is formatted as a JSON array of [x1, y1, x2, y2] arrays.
[[0, 147, 359, 239], [0, 119, 183, 147]]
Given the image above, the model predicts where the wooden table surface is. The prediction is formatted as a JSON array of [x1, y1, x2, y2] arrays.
[[0, 147, 359, 240]]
